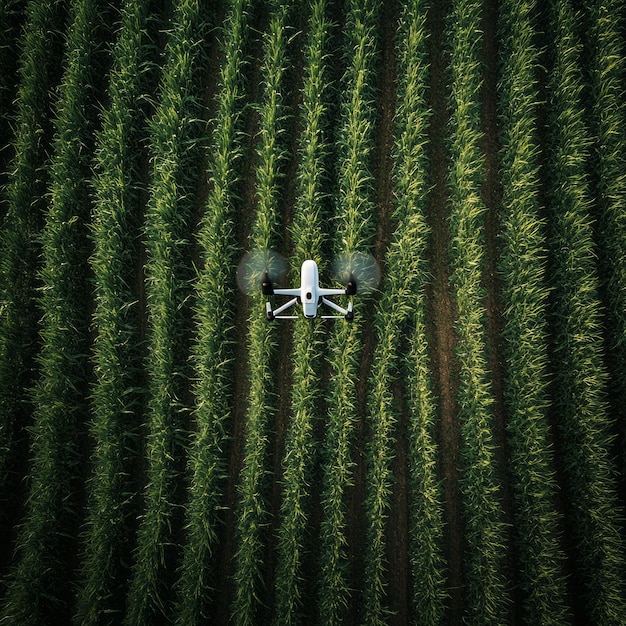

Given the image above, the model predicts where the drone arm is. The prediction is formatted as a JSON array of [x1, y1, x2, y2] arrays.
[[318, 287, 347, 297], [274, 297, 298, 315], [321, 297, 348, 315], [273, 288, 301, 297]]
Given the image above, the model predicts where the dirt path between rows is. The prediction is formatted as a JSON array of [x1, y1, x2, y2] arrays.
[[370, 1, 410, 623], [423, 1, 464, 622]]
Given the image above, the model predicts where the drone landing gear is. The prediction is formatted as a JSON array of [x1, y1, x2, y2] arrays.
[[266, 299, 298, 320], [321, 298, 353, 322]]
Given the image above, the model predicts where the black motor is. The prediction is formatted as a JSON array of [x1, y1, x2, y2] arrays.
[[261, 270, 274, 296]]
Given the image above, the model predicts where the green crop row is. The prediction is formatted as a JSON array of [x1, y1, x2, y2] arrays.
[[75, 0, 164, 622], [583, 0, 626, 455], [2, 1, 626, 623], [446, 0, 508, 623], [122, 0, 207, 622], [362, 0, 441, 622], [272, 0, 327, 623], [231, 2, 290, 623], [0, 0, 26, 224], [544, 0, 626, 622], [496, 0, 569, 623], [173, 0, 251, 623], [1, 0, 106, 623], [319, 0, 379, 623], [362, 0, 440, 620], [390, 0, 446, 622], [0, 0, 65, 528]]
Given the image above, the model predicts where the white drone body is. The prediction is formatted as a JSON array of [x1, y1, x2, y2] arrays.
[[263, 259, 356, 321]]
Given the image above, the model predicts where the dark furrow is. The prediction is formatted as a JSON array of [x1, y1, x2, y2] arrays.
[[424, 1, 463, 623]]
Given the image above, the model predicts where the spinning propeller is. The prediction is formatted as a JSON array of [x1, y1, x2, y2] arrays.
[[331, 251, 381, 296], [236, 249, 287, 295]]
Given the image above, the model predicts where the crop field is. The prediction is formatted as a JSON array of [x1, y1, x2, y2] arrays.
[[1, 0, 625, 624]]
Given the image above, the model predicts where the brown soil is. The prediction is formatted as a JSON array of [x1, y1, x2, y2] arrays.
[[423, 1, 464, 623], [480, 1, 518, 622]]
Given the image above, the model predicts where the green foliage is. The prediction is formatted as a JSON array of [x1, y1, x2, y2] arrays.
[[271, 1, 329, 623], [231, 2, 290, 623], [545, 0, 626, 622], [318, 0, 379, 623], [362, 0, 440, 623], [583, 0, 626, 468], [446, 0, 508, 622], [75, 0, 164, 622], [174, 0, 251, 623], [0, 1, 624, 623], [392, 1, 446, 623], [497, 0, 570, 623], [1, 0, 106, 622], [0, 0, 27, 222], [0, 0, 65, 528], [122, 0, 209, 622]]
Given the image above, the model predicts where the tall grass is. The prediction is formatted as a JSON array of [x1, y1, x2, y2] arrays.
[[1, 0, 106, 622], [230, 2, 291, 623], [545, 0, 626, 622], [0, 0, 65, 531], [318, 0, 379, 623], [75, 0, 164, 622], [446, 0, 508, 622], [272, 0, 328, 622], [122, 0, 208, 622], [173, 0, 251, 623], [496, 0, 569, 622]]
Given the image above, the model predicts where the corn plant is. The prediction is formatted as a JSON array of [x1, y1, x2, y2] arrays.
[[318, 0, 379, 623], [0, 0, 65, 535], [173, 0, 251, 623], [74, 1, 165, 623], [122, 0, 208, 623], [496, 0, 570, 623], [272, 0, 328, 622], [446, 0, 508, 622], [393, 1, 447, 622], [361, 3, 446, 623], [362, 0, 437, 622], [544, 0, 626, 622], [583, 0, 626, 477], [0, 0, 27, 224], [230, 2, 291, 623], [1, 0, 106, 622]]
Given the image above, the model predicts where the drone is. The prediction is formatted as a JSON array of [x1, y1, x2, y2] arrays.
[[262, 259, 356, 321], [237, 250, 380, 322]]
